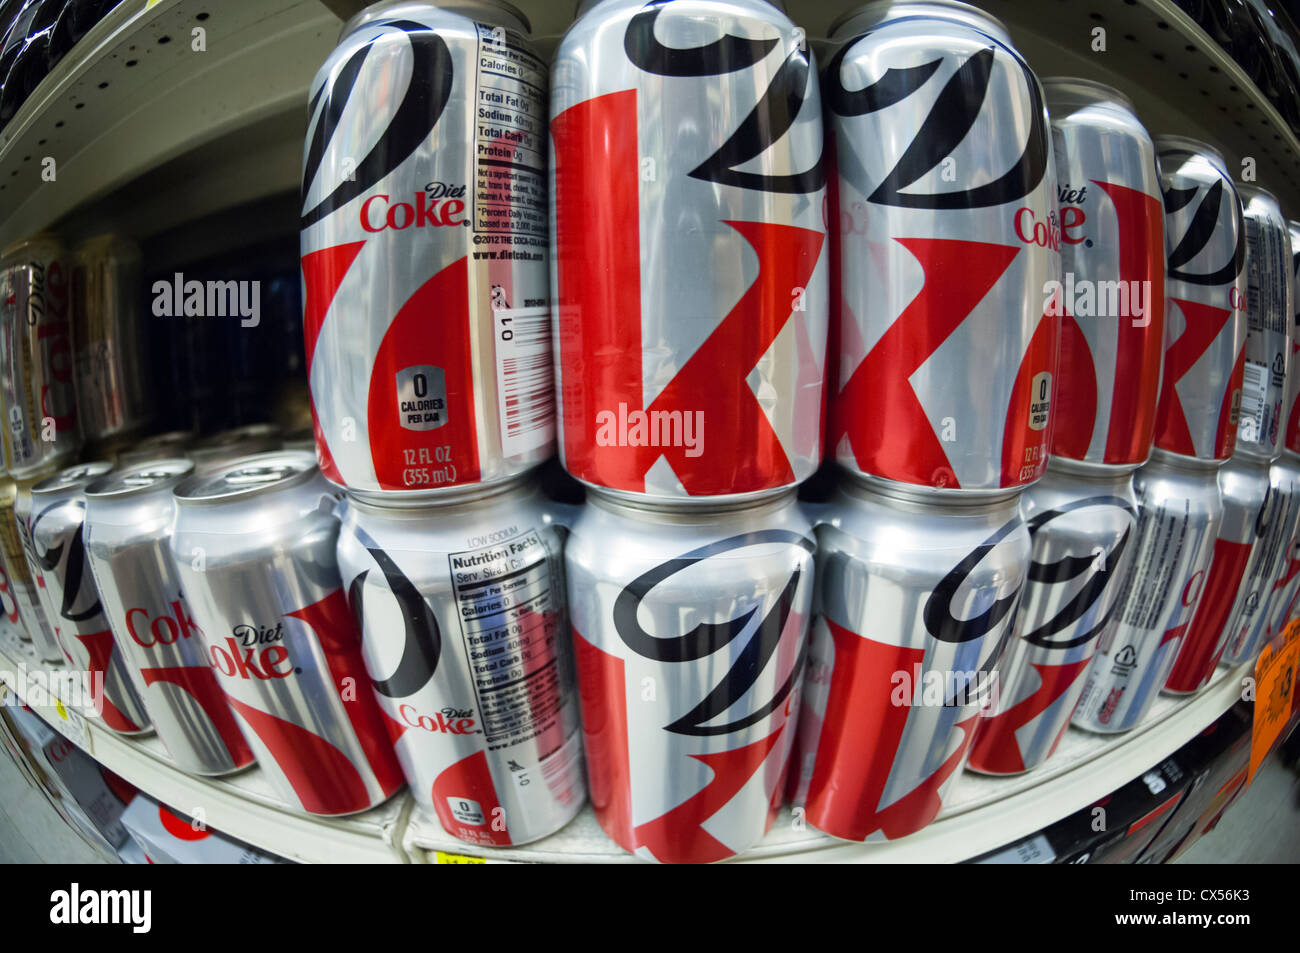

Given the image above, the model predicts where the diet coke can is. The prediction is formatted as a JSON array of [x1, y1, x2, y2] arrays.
[[825, 1, 1059, 494], [304, 1, 554, 498], [1164, 456, 1270, 692], [29, 462, 151, 735], [566, 490, 814, 862], [0, 235, 81, 475], [337, 478, 584, 846], [1041, 78, 1165, 467], [967, 462, 1137, 774], [72, 235, 151, 447], [1232, 186, 1293, 462], [1261, 219, 1300, 640], [551, 0, 827, 501], [1219, 455, 1300, 667], [1072, 450, 1222, 732], [793, 477, 1029, 839], [84, 460, 255, 776], [172, 451, 404, 815], [1153, 137, 1248, 462], [0, 474, 60, 659]]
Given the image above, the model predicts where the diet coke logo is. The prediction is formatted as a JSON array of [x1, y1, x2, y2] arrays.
[[399, 703, 476, 735], [825, 38, 1049, 209], [208, 622, 293, 681], [1162, 177, 1246, 286], [614, 529, 815, 737], [125, 598, 203, 648], [360, 182, 467, 231]]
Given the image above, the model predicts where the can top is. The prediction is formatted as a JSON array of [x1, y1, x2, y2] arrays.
[[31, 461, 114, 496], [576, 0, 788, 16], [829, 0, 1012, 46], [174, 451, 319, 505], [1041, 76, 1138, 117], [341, 0, 530, 39], [346, 471, 532, 512], [0, 232, 63, 260], [1237, 183, 1283, 213], [839, 468, 1022, 512], [587, 485, 797, 523], [85, 458, 194, 500], [1146, 446, 1226, 474], [73, 233, 141, 262], [1154, 135, 1228, 175]]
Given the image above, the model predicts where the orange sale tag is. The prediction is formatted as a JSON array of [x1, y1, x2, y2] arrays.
[[1248, 621, 1300, 784]]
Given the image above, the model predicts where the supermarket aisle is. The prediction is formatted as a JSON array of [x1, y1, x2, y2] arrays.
[[0, 743, 108, 864]]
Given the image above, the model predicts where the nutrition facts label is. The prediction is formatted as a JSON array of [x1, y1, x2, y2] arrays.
[[472, 25, 547, 239], [1119, 501, 1196, 632], [449, 528, 565, 750]]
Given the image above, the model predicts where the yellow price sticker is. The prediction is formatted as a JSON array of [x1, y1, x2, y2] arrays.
[[1248, 621, 1300, 783], [51, 697, 90, 754], [435, 850, 486, 865]]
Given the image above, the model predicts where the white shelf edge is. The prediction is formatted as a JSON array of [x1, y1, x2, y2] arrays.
[[0, 633, 410, 864]]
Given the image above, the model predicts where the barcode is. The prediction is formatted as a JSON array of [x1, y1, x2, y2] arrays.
[[494, 306, 555, 458], [1239, 360, 1268, 443]]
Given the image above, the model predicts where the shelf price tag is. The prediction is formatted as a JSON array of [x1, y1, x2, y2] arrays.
[[434, 850, 486, 865], [1248, 620, 1300, 784], [51, 697, 91, 755]]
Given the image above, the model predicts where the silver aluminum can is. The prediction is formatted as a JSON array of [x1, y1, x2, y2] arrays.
[[1041, 78, 1165, 469], [967, 462, 1137, 774], [29, 462, 151, 735], [1072, 450, 1222, 732], [1220, 455, 1300, 667], [84, 460, 256, 776], [824, 1, 1059, 495], [0, 235, 82, 475], [1282, 219, 1300, 457], [793, 478, 1029, 840], [566, 489, 814, 862], [1164, 456, 1270, 691], [337, 478, 584, 846], [1233, 186, 1293, 462], [116, 429, 197, 467], [1152, 137, 1248, 462], [303, 2, 554, 499], [1263, 458, 1300, 644], [187, 423, 281, 474], [72, 235, 151, 444], [10, 468, 61, 660], [172, 451, 405, 815], [0, 474, 60, 659], [551, 0, 827, 501], [1263, 220, 1300, 638]]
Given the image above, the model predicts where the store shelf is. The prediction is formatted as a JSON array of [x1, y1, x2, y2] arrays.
[[2, 0, 1294, 249], [0, 630, 412, 864], [0, 0, 338, 248], [402, 662, 1248, 863], [999, 0, 1300, 211]]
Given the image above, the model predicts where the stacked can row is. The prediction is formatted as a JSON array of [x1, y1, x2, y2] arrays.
[[2, 0, 1295, 864], [290, 0, 1300, 859]]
